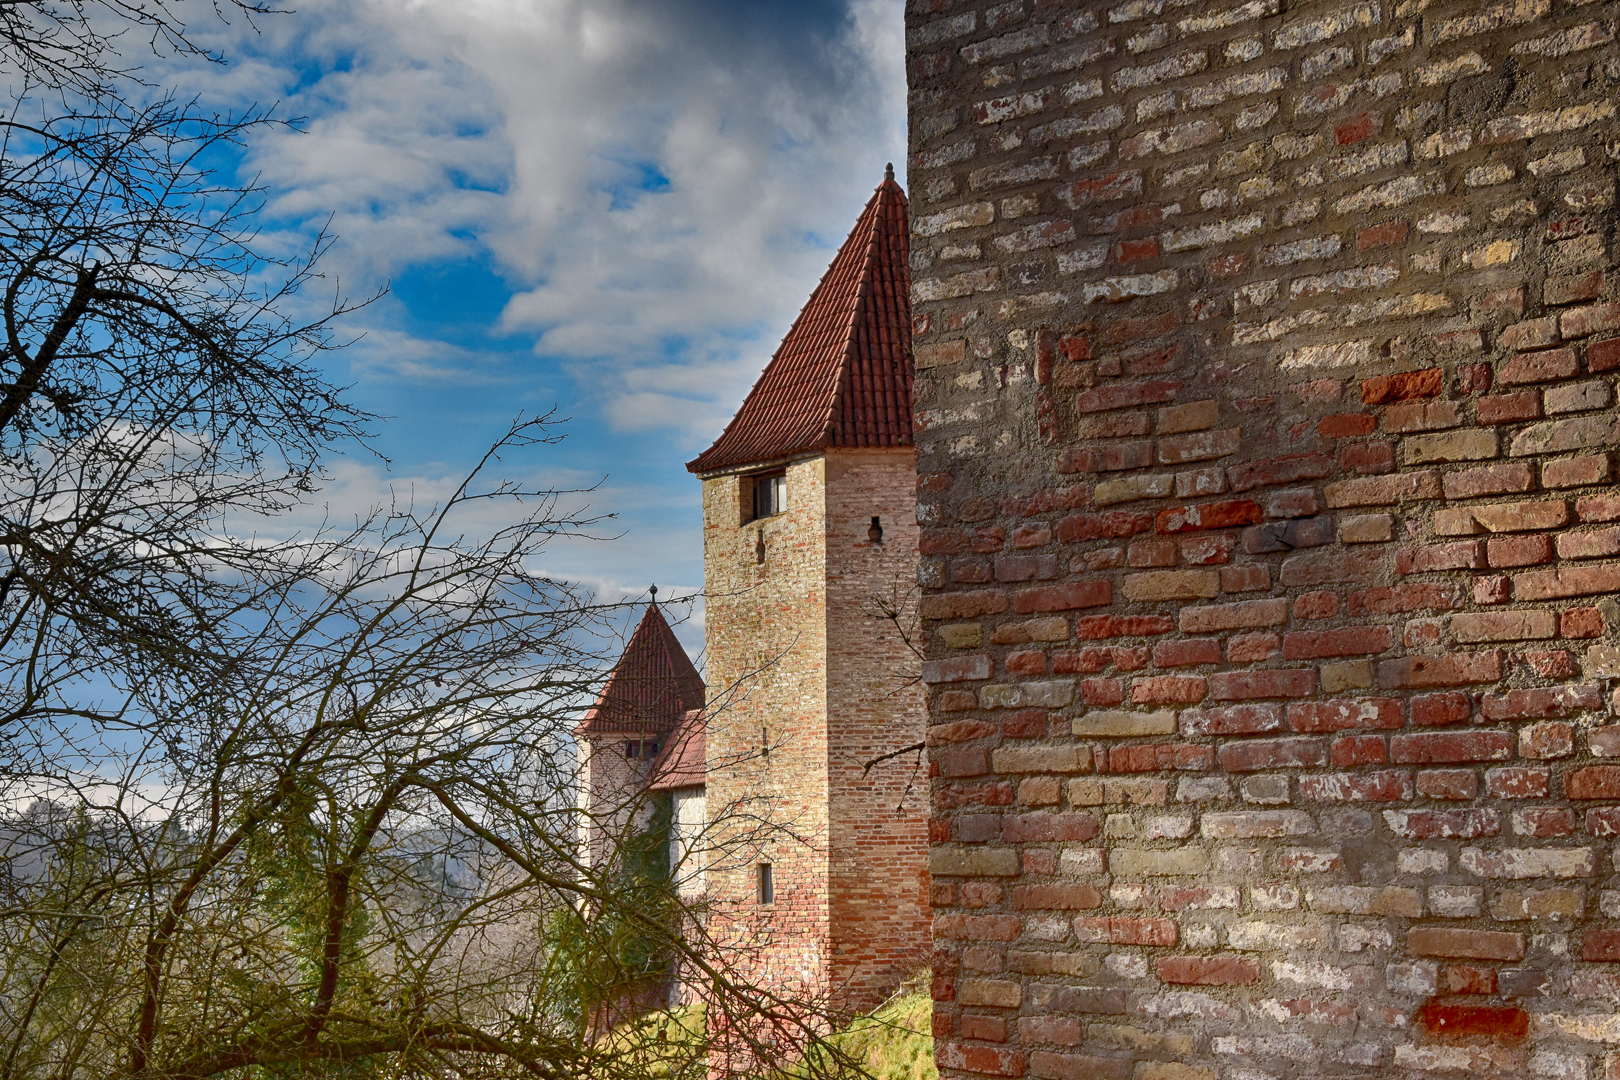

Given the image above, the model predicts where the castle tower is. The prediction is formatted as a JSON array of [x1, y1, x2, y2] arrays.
[[686, 168, 929, 1017], [575, 600, 706, 872]]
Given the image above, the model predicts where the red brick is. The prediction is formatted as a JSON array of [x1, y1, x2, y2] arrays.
[[1180, 703, 1285, 736], [1054, 511, 1155, 543], [1515, 563, 1620, 601], [1476, 392, 1542, 424], [1055, 441, 1152, 473], [1567, 767, 1620, 799], [1578, 494, 1620, 522], [1387, 807, 1501, 838], [1072, 379, 1182, 414], [1545, 269, 1605, 305], [1390, 731, 1513, 764], [1487, 533, 1554, 568], [1442, 461, 1535, 497], [1331, 735, 1387, 767], [1542, 455, 1611, 489], [1398, 540, 1485, 573], [1226, 632, 1280, 663], [1080, 678, 1124, 705], [1013, 581, 1112, 613], [958, 1015, 1008, 1042], [1178, 533, 1235, 565], [941, 1045, 1026, 1078], [1009, 883, 1104, 910], [1128, 538, 1177, 567], [1519, 649, 1578, 679], [1340, 441, 1395, 474], [1152, 638, 1221, 667], [1335, 111, 1379, 145], [1318, 413, 1377, 437], [1155, 499, 1263, 534], [1584, 930, 1620, 962], [1418, 769, 1479, 800], [1357, 219, 1408, 250], [1287, 698, 1402, 733], [1362, 367, 1441, 404], [1376, 651, 1502, 688], [1004, 813, 1101, 843], [1416, 1003, 1529, 1038], [1487, 767, 1550, 798], [1411, 691, 1472, 726], [1561, 301, 1620, 340], [1226, 453, 1334, 492], [1218, 738, 1327, 772], [1027, 1053, 1130, 1080], [1558, 527, 1620, 559], [1298, 770, 1411, 801], [1499, 347, 1579, 385], [1474, 575, 1511, 605], [1500, 316, 1559, 351], [1586, 808, 1620, 836], [1517, 806, 1575, 837], [1409, 927, 1526, 962], [1076, 614, 1176, 639], [1097, 311, 1180, 346], [1562, 607, 1606, 638], [1103, 743, 1213, 774], [1072, 916, 1177, 946], [1346, 583, 1458, 614], [1588, 336, 1620, 372], [1208, 669, 1316, 700], [1443, 965, 1498, 995], [1130, 675, 1208, 705], [1480, 685, 1602, 720], [922, 590, 1010, 619], [1113, 236, 1159, 263], [1282, 626, 1393, 659], [1155, 955, 1260, 986], [1005, 650, 1046, 675], [1292, 591, 1339, 620]]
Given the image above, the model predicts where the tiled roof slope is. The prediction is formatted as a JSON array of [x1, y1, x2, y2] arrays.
[[647, 708, 705, 792], [687, 170, 913, 475], [575, 604, 705, 737]]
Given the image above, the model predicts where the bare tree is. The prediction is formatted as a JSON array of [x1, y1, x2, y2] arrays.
[[0, 0, 371, 770]]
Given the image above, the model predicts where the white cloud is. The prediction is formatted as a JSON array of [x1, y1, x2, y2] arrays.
[[209, 0, 907, 447]]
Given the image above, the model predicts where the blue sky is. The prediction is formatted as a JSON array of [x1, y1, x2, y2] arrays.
[[177, 0, 907, 656]]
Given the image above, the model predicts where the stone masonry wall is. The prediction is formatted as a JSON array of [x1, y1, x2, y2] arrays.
[[825, 448, 933, 1013], [907, 0, 1620, 1077]]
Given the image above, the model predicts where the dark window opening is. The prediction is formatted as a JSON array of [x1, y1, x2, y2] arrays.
[[751, 472, 787, 520], [757, 863, 774, 905], [625, 739, 659, 759], [868, 516, 883, 545]]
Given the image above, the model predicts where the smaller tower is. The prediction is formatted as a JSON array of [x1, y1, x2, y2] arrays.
[[575, 599, 705, 872]]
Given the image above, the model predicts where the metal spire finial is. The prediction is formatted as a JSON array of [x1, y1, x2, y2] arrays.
[[884, 162, 894, 182]]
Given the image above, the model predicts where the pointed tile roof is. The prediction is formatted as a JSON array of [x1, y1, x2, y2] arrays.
[[575, 603, 706, 737], [647, 707, 706, 792], [687, 168, 913, 475]]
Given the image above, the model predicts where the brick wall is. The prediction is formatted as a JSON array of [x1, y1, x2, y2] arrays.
[[703, 456, 834, 1001], [702, 449, 932, 1018], [907, 0, 1620, 1076], [825, 449, 933, 1012]]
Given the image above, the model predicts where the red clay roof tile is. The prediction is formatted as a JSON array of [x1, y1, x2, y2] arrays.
[[575, 604, 705, 737], [687, 171, 913, 474]]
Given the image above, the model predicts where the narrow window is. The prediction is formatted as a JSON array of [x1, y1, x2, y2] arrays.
[[644, 741, 659, 759], [625, 740, 639, 759], [757, 863, 774, 905], [752, 472, 787, 520]]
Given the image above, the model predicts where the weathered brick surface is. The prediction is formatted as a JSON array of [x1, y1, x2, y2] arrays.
[[909, 3, 1620, 1076], [702, 451, 929, 1017]]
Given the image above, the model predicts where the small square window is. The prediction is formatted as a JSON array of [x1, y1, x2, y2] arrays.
[[644, 741, 659, 759], [626, 740, 639, 759], [752, 472, 787, 520], [757, 863, 774, 905]]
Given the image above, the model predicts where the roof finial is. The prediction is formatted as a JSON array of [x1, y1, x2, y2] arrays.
[[649, 584, 658, 605], [884, 161, 894, 182]]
